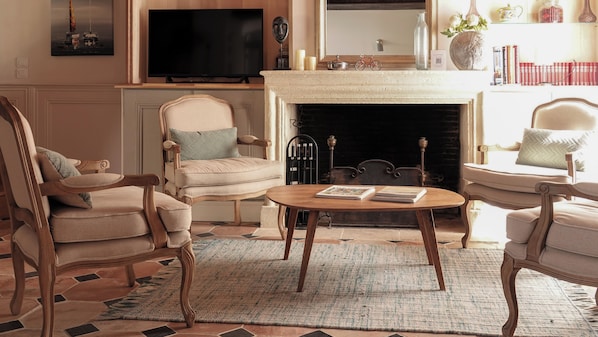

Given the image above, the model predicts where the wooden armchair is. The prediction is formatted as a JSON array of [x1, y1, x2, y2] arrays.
[[0, 96, 196, 337], [159, 94, 284, 225], [501, 181, 598, 336], [461, 98, 598, 247]]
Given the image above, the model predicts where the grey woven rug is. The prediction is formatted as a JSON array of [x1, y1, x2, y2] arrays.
[[99, 239, 598, 337]]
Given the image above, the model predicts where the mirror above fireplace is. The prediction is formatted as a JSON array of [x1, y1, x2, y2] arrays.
[[318, 0, 434, 69]]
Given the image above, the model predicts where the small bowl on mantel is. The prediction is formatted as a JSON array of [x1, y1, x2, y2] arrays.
[[327, 56, 349, 70]]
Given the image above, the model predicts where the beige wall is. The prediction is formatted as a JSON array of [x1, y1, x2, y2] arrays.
[[0, 0, 128, 85], [0, 0, 128, 172]]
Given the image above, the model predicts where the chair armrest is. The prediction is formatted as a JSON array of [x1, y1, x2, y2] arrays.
[[527, 181, 598, 261], [39, 172, 169, 248], [39, 173, 159, 196], [238, 135, 272, 159], [75, 159, 110, 174], [163, 140, 181, 170], [478, 142, 521, 164]]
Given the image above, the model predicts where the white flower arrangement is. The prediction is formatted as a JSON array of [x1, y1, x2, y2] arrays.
[[441, 13, 488, 38]]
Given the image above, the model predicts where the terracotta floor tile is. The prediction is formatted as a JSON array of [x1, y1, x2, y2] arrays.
[[63, 278, 137, 302]]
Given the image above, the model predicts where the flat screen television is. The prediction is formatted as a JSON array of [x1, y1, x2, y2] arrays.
[[147, 9, 264, 82]]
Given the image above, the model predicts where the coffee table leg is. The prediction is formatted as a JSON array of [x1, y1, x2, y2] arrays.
[[284, 208, 299, 260], [297, 210, 319, 292], [416, 210, 446, 291]]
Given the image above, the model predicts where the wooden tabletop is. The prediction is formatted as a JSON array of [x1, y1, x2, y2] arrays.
[[266, 184, 465, 212]]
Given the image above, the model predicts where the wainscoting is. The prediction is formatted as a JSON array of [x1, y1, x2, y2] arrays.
[[0, 85, 122, 171]]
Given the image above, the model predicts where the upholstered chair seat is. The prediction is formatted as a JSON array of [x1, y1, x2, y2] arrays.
[[501, 181, 598, 336], [163, 157, 283, 199], [462, 162, 571, 208]]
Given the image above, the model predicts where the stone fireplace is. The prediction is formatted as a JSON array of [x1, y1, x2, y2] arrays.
[[261, 70, 490, 194]]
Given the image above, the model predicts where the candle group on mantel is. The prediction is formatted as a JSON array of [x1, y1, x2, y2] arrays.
[[294, 49, 317, 70]]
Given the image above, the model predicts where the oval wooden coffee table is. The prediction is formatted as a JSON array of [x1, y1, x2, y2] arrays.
[[266, 184, 465, 292]]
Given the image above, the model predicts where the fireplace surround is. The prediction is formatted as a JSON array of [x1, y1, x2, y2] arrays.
[[261, 70, 491, 193]]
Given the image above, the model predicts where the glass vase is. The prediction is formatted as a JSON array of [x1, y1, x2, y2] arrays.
[[579, 0, 597, 22], [467, 0, 480, 17], [413, 12, 429, 70]]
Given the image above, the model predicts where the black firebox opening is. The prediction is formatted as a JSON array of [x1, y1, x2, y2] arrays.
[[297, 104, 461, 193]]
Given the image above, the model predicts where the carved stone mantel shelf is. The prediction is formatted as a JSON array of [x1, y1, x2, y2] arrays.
[[261, 70, 492, 188]]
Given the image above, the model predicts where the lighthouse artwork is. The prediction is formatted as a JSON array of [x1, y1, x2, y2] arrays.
[[51, 0, 114, 56]]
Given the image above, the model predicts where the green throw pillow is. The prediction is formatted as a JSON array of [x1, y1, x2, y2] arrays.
[[515, 128, 595, 171], [36, 147, 92, 208], [170, 127, 241, 161]]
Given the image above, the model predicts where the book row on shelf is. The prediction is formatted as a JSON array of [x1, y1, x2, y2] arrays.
[[493, 45, 598, 86]]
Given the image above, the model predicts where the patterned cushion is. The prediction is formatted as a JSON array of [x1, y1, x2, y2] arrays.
[[170, 127, 241, 161], [516, 128, 595, 170], [36, 147, 92, 208]]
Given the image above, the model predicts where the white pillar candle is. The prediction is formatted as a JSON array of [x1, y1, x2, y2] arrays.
[[295, 49, 305, 70], [305, 56, 317, 70]]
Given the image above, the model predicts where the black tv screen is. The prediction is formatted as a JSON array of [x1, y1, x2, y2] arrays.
[[148, 9, 264, 81]]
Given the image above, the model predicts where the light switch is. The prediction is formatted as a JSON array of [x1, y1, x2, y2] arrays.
[[16, 57, 28, 68], [16, 68, 28, 79]]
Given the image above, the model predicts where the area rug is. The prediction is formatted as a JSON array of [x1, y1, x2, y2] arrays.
[[99, 239, 598, 337]]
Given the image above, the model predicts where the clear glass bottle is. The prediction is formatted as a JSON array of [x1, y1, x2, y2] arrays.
[[538, 0, 563, 23], [414, 12, 429, 70]]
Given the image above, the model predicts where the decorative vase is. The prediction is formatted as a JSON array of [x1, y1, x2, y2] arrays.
[[467, 0, 480, 16], [414, 12, 429, 70], [449, 31, 486, 70], [579, 0, 597, 22]]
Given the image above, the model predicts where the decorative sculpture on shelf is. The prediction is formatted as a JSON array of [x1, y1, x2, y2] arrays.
[[272, 16, 290, 69]]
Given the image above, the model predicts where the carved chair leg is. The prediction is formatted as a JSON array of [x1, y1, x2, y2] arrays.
[[125, 265, 136, 287], [460, 195, 472, 248], [179, 242, 196, 328], [501, 253, 521, 337], [38, 259, 57, 337], [9, 243, 25, 315], [233, 200, 242, 225]]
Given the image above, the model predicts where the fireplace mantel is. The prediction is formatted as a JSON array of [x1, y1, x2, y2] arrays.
[[261, 70, 492, 190]]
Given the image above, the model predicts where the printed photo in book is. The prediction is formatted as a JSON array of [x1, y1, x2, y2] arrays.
[[371, 186, 427, 203], [315, 185, 376, 200]]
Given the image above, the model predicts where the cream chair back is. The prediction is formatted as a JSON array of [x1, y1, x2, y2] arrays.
[[0, 97, 51, 218], [532, 97, 598, 130], [159, 94, 235, 140]]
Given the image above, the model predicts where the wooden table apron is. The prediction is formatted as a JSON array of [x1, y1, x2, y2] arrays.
[[266, 184, 465, 292]]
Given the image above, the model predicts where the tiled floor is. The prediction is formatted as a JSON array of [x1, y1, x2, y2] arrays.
[[0, 215, 504, 337]]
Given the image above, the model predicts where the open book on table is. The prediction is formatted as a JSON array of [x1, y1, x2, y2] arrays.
[[315, 185, 376, 200], [371, 186, 427, 203]]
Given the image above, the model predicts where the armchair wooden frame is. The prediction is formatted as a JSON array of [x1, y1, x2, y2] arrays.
[[501, 181, 598, 336], [0, 97, 195, 337]]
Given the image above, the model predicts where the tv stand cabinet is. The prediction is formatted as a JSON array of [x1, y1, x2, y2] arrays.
[[116, 83, 278, 227], [165, 76, 253, 84]]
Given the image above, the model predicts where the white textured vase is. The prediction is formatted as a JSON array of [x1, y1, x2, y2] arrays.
[[449, 31, 485, 70]]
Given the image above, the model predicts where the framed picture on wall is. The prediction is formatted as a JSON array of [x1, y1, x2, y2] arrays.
[[51, 0, 114, 56]]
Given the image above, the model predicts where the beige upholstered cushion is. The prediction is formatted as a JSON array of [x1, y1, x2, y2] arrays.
[[463, 162, 571, 193], [516, 128, 595, 170], [37, 147, 92, 208], [506, 201, 598, 257], [165, 157, 283, 188], [51, 186, 192, 243]]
